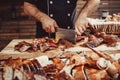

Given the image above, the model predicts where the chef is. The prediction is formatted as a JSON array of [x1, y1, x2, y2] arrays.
[[24, 0, 100, 38]]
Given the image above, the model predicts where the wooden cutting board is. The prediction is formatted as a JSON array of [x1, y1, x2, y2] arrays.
[[0, 39, 62, 60], [0, 39, 120, 60]]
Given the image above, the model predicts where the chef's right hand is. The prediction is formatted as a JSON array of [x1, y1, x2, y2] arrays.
[[40, 15, 59, 33]]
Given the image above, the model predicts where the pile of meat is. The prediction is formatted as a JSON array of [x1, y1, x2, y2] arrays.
[[105, 13, 120, 22], [0, 51, 120, 80], [14, 32, 119, 52], [14, 37, 73, 52], [84, 32, 119, 47]]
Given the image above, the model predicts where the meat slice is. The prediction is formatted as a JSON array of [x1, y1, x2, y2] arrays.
[[43, 64, 58, 79], [4, 57, 22, 69], [22, 63, 31, 72], [85, 68, 111, 80], [57, 39, 74, 50], [14, 37, 58, 52], [13, 69, 24, 80], [60, 60, 75, 78], [3, 66, 13, 80], [14, 41, 32, 52], [31, 59, 42, 74], [72, 65, 87, 80], [31, 60, 46, 76], [95, 32, 119, 46], [39, 43, 49, 52], [96, 58, 111, 69], [54, 71, 73, 80], [88, 35, 104, 47], [28, 61, 37, 74], [106, 64, 119, 79], [34, 74, 47, 80], [47, 42, 58, 50], [52, 57, 65, 70], [38, 37, 58, 52]]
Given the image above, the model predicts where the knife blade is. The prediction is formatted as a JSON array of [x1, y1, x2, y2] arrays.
[[56, 28, 76, 44]]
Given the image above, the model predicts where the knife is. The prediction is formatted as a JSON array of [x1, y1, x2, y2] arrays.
[[56, 28, 76, 44]]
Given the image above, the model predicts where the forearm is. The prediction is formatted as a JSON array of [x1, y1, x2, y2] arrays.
[[78, 0, 100, 18], [24, 2, 49, 22]]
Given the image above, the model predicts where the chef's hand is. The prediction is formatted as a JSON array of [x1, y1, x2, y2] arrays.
[[40, 15, 59, 33], [75, 16, 89, 35]]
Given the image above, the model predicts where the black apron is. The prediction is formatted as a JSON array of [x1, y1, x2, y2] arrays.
[[26, 0, 77, 38]]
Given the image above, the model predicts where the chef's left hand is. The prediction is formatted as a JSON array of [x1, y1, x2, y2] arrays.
[[75, 16, 89, 35]]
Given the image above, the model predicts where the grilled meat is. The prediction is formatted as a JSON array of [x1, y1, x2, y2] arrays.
[[14, 41, 32, 52], [57, 39, 74, 50], [95, 32, 119, 46], [1, 50, 120, 80], [14, 37, 58, 52], [3, 66, 13, 80]]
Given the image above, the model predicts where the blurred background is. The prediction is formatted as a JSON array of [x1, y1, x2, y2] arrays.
[[0, 0, 120, 51]]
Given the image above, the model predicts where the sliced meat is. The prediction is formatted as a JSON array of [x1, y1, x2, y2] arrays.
[[88, 35, 104, 47], [47, 42, 58, 50], [22, 63, 31, 72], [85, 68, 111, 80], [31, 59, 42, 74], [14, 37, 58, 52], [43, 64, 58, 79], [72, 65, 87, 80], [3, 66, 13, 80], [54, 71, 73, 80], [95, 32, 119, 47], [4, 57, 22, 69], [52, 57, 65, 70], [39, 43, 49, 52], [13, 69, 24, 80], [34, 74, 47, 80], [106, 63, 119, 79], [57, 39, 74, 50], [96, 58, 111, 69], [28, 61, 37, 74], [14, 41, 32, 52], [32, 39, 39, 51]]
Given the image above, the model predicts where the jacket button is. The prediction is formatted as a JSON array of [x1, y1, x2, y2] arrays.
[[67, 0, 70, 4], [67, 13, 71, 16], [50, 1, 53, 4], [67, 26, 70, 29], [50, 14, 53, 17]]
